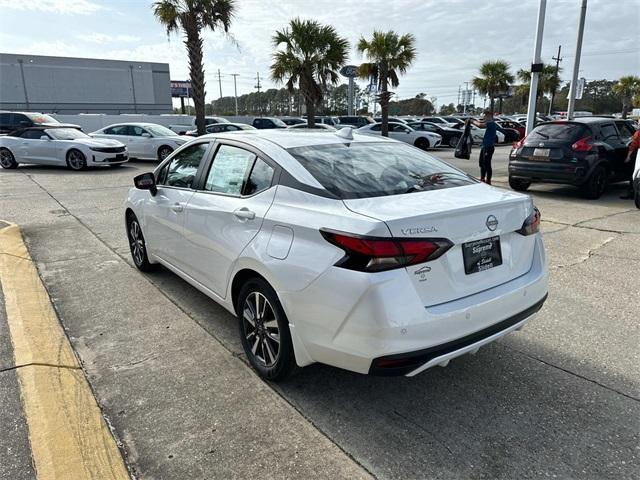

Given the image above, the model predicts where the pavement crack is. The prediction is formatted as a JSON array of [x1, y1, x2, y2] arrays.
[[499, 344, 640, 402], [0, 362, 80, 373], [551, 235, 618, 270], [391, 409, 456, 457], [0, 252, 31, 261]]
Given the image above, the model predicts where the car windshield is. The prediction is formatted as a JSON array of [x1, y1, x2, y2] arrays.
[[46, 128, 89, 140], [146, 125, 178, 137], [288, 142, 475, 199], [26, 113, 59, 124], [529, 123, 587, 142], [272, 118, 287, 127], [239, 124, 256, 130]]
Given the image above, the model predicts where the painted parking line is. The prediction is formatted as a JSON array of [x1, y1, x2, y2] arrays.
[[0, 222, 129, 480]]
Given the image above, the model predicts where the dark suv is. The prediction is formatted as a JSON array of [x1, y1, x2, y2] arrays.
[[337, 116, 374, 128], [508, 118, 637, 198], [252, 117, 287, 129], [0, 111, 62, 134]]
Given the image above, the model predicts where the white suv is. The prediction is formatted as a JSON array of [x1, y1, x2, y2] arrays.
[[125, 129, 548, 380]]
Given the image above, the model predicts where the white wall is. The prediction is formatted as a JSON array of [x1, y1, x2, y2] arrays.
[[51, 114, 255, 132]]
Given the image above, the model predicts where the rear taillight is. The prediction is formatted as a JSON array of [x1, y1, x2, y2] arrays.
[[512, 135, 527, 150], [571, 136, 593, 152], [516, 207, 541, 236], [320, 229, 453, 272]]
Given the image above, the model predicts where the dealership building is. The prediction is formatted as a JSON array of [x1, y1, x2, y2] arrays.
[[0, 53, 172, 114]]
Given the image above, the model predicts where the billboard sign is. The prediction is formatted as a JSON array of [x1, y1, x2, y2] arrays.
[[171, 80, 192, 98]]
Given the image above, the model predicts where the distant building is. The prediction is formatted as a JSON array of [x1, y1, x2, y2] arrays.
[[0, 53, 171, 114]]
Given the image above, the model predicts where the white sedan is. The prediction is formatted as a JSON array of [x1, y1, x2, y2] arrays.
[[468, 124, 505, 145], [287, 123, 337, 131], [0, 126, 128, 170], [357, 122, 442, 149], [90, 123, 191, 161], [124, 129, 547, 381]]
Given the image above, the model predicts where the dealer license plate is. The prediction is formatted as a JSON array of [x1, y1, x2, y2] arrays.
[[462, 236, 503, 274]]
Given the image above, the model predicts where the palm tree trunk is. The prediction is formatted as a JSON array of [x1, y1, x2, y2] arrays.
[[380, 63, 389, 137], [185, 24, 206, 136], [489, 96, 495, 113], [306, 99, 316, 127]]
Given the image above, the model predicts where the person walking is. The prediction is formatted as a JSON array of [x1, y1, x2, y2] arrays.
[[471, 110, 497, 184], [620, 126, 640, 199]]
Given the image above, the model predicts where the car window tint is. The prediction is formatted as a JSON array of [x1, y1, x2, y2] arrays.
[[104, 125, 128, 135], [529, 123, 587, 142], [370, 124, 382, 131], [288, 142, 475, 199], [615, 122, 635, 140], [21, 129, 47, 139], [164, 143, 209, 188], [204, 145, 255, 195], [130, 126, 147, 136], [0, 113, 10, 124], [245, 158, 274, 195], [600, 124, 619, 141]]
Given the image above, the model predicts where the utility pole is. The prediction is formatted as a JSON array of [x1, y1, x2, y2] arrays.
[[548, 45, 562, 115], [255, 72, 262, 116], [526, 0, 547, 136], [230, 73, 239, 116], [217, 69, 223, 99], [457, 85, 461, 111], [463, 81, 469, 114], [567, 0, 587, 120]]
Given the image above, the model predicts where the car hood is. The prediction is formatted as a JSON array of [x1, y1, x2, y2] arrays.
[[74, 138, 125, 147]]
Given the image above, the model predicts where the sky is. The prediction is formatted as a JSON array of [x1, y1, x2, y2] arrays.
[[0, 0, 638, 108]]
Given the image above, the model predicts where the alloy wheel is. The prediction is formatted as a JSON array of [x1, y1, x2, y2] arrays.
[[159, 147, 172, 160], [129, 220, 145, 267], [242, 292, 280, 367], [67, 150, 85, 170], [0, 150, 14, 168]]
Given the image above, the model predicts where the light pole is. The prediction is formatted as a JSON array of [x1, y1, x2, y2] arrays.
[[567, 0, 587, 120], [230, 73, 239, 116], [525, 0, 547, 136]]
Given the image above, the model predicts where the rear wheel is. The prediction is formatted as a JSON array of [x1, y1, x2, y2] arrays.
[[0, 148, 18, 169], [66, 149, 87, 170], [448, 136, 460, 148], [581, 165, 607, 199], [509, 176, 531, 191], [158, 146, 173, 161], [237, 278, 296, 381], [126, 214, 156, 272], [415, 137, 430, 150], [634, 184, 640, 209]]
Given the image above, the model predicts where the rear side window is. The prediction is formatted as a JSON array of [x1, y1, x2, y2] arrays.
[[529, 123, 587, 142], [288, 142, 475, 199], [600, 124, 619, 141], [245, 158, 274, 195], [204, 145, 255, 195], [616, 122, 636, 140]]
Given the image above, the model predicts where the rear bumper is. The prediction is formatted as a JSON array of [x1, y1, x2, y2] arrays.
[[508, 159, 590, 185], [282, 235, 548, 375]]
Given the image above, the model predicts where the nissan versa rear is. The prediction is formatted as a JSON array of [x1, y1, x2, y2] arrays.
[[125, 130, 548, 380]]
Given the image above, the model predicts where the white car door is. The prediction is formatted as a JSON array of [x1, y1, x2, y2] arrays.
[[388, 124, 413, 143], [127, 125, 152, 158], [144, 141, 212, 267], [18, 130, 59, 164], [181, 142, 277, 297]]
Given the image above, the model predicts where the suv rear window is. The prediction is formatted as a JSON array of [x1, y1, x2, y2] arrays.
[[288, 142, 475, 199], [529, 123, 588, 142]]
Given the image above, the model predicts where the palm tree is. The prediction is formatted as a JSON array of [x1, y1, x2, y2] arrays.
[[357, 31, 416, 137], [270, 18, 349, 127], [516, 64, 562, 112], [612, 75, 640, 118], [153, 0, 235, 135], [472, 60, 514, 113]]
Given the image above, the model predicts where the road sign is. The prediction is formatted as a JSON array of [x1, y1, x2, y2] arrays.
[[567, 77, 586, 99], [340, 65, 358, 78]]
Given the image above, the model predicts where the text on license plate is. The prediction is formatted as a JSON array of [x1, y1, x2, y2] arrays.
[[462, 236, 503, 275], [532, 148, 550, 160]]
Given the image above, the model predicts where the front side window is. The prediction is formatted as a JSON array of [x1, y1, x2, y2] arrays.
[[615, 122, 635, 140], [204, 145, 255, 195], [21, 129, 48, 139], [288, 142, 475, 199], [104, 125, 129, 135], [163, 143, 209, 188], [130, 125, 149, 136]]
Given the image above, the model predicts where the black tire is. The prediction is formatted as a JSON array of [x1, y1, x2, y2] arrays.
[[66, 149, 87, 170], [448, 136, 460, 148], [415, 137, 430, 150], [237, 277, 296, 381], [634, 185, 640, 210], [158, 146, 173, 161], [581, 165, 607, 199], [509, 176, 531, 192], [126, 213, 157, 272], [0, 148, 18, 169]]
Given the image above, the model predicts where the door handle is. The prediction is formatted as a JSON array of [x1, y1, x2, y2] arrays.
[[171, 202, 184, 213], [233, 208, 255, 220]]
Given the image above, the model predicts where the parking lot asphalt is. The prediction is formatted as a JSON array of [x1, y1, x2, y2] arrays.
[[0, 145, 638, 479]]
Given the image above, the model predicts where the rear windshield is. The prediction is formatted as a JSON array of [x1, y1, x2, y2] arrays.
[[529, 123, 588, 142], [287, 142, 476, 199]]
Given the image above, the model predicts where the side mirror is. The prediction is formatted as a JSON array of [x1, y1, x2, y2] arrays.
[[40, 135, 50, 140], [141, 133, 151, 138], [134, 172, 157, 196]]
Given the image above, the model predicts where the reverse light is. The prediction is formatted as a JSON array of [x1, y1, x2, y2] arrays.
[[571, 136, 593, 152], [516, 207, 541, 236], [320, 229, 453, 272]]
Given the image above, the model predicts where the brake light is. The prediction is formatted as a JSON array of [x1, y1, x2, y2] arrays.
[[516, 207, 541, 236], [320, 229, 453, 272], [512, 135, 526, 150], [571, 136, 593, 152]]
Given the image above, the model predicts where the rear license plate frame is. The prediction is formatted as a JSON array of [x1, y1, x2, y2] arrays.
[[531, 148, 550, 161], [462, 236, 503, 275]]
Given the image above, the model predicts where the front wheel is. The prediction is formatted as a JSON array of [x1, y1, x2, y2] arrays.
[[509, 176, 531, 191], [415, 137, 430, 150], [448, 136, 460, 148], [66, 149, 87, 170], [237, 278, 296, 381], [634, 182, 640, 209], [126, 214, 156, 272], [581, 165, 607, 199], [0, 148, 18, 169], [158, 146, 173, 161]]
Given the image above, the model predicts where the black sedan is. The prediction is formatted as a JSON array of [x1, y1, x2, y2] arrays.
[[508, 118, 636, 199], [408, 121, 462, 148]]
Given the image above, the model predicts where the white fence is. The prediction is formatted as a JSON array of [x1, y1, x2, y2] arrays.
[[50, 114, 255, 132]]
